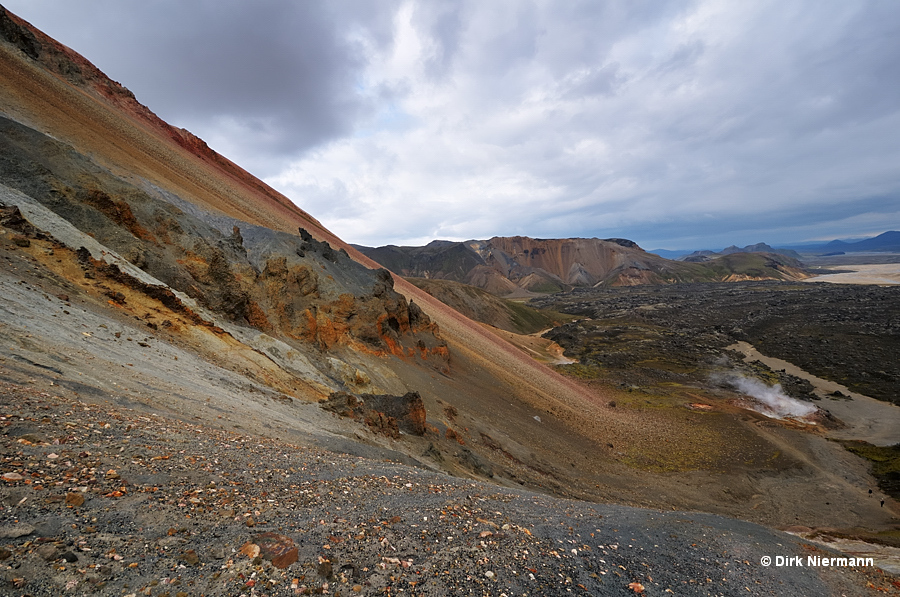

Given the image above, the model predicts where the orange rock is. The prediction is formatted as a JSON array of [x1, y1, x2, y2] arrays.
[[253, 532, 298, 569], [238, 542, 260, 559]]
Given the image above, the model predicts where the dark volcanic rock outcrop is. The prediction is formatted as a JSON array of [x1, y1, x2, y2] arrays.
[[323, 390, 427, 438], [0, 114, 447, 362]]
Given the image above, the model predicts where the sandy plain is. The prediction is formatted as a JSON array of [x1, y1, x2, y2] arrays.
[[804, 263, 900, 285]]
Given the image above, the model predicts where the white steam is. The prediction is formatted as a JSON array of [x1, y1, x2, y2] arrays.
[[715, 373, 817, 419]]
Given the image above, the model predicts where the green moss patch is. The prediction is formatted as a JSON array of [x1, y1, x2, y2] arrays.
[[554, 363, 601, 379], [504, 300, 557, 334], [839, 440, 900, 500]]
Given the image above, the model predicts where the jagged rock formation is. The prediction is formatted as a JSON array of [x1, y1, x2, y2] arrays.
[[358, 235, 810, 295], [0, 115, 447, 368]]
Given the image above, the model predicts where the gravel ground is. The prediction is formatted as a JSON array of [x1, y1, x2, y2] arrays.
[[1, 381, 897, 596]]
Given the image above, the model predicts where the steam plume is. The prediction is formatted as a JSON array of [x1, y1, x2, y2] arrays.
[[714, 372, 817, 419]]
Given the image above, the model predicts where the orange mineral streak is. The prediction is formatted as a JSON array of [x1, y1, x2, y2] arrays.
[[0, 9, 605, 414], [245, 301, 273, 332], [375, 314, 404, 356]]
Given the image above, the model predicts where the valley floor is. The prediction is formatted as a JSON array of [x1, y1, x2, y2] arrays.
[[728, 341, 900, 447]]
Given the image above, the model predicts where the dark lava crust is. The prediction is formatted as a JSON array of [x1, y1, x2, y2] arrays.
[[532, 281, 900, 405]]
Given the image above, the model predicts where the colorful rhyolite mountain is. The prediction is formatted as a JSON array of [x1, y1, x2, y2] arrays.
[[357, 236, 809, 295]]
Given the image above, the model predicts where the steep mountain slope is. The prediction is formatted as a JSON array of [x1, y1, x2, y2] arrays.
[[0, 4, 649, 503], [406, 277, 560, 334], [359, 236, 810, 295]]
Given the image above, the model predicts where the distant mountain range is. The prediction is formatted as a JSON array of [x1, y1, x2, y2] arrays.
[[649, 230, 900, 259], [677, 243, 802, 263], [356, 236, 809, 295], [794, 230, 900, 254]]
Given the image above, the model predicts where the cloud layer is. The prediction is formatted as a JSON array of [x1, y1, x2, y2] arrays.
[[6, 0, 900, 249]]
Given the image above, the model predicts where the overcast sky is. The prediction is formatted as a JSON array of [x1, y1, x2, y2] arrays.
[[4, 1, 899, 250]]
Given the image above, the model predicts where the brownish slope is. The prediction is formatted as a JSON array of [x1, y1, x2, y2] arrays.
[[406, 277, 559, 334], [482, 235, 650, 285]]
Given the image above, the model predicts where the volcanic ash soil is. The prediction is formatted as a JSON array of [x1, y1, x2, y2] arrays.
[[1, 381, 896, 596]]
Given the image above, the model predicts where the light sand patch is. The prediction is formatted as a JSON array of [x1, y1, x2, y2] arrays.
[[728, 341, 900, 446], [804, 264, 900, 285]]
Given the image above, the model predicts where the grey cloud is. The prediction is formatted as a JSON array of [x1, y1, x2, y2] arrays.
[[5, 0, 400, 175], [654, 40, 705, 76], [698, 4, 900, 141], [562, 192, 900, 250], [5, 1, 899, 249], [125, 1, 396, 170], [801, 6, 900, 127], [477, 4, 540, 76], [413, 1, 464, 79], [561, 64, 623, 99]]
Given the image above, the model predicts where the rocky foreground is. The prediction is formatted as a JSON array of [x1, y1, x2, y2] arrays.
[[0, 381, 897, 596]]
